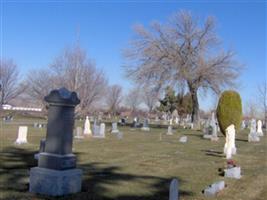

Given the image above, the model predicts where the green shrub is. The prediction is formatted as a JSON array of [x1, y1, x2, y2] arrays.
[[216, 90, 242, 135]]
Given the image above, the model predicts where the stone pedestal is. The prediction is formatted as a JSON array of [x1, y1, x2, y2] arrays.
[[29, 167, 82, 196], [38, 152, 77, 170]]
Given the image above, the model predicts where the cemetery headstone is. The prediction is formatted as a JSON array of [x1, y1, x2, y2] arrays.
[[74, 127, 84, 139], [93, 119, 100, 136], [15, 126, 28, 144], [99, 123, 106, 138], [257, 120, 263, 136], [248, 119, 260, 142], [224, 124, 237, 159], [224, 166, 241, 179], [241, 120, 246, 130], [111, 122, 119, 134], [203, 120, 212, 139], [29, 87, 82, 196], [141, 118, 150, 131], [211, 121, 219, 141], [169, 178, 179, 200], [250, 119, 257, 133], [167, 126, 173, 135], [203, 181, 225, 197], [179, 136, 187, 143], [83, 116, 92, 135], [203, 113, 218, 140], [131, 117, 141, 128]]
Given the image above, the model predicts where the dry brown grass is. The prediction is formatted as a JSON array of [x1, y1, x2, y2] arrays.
[[0, 119, 266, 200]]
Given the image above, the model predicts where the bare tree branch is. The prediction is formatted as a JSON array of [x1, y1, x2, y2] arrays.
[[0, 59, 26, 105], [106, 84, 123, 115]]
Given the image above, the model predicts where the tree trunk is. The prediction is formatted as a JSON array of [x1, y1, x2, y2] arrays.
[[188, 84, 200, 128]]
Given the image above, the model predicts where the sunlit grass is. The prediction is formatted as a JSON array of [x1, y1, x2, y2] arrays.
[[0, 118, 266, 200]]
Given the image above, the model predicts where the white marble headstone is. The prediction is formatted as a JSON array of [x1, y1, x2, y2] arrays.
[[175, 117, 179, 124], [203, 181, 225, 197], [257, 120, 263, 136], [250, 119, 257, 134], [224, 166, 241, 179], [84, 116, 92, 135], [15, 126, 28, 144], [111, 122, 119, 134], [248, 119, 260, 142], [99, 123, 105, 138], [224, 124, 236, 159]]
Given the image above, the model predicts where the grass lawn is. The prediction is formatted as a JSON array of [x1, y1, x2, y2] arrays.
[[0, 118, 266, 200]]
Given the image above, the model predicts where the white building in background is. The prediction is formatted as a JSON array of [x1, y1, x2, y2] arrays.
[[2, 104, 12, 110], [2, 104, 42, 112]]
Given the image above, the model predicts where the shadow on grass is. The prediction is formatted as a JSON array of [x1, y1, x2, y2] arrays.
[[183, 132, 203, 138], [201, 149, 225, 158], [235, 138, 248, 142], [0, 146, 194, 200], [0, 146, 38, 195]]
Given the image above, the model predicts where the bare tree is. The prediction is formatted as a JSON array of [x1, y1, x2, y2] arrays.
[[123, 11, 241, 126], [142, 86, 159, 113], [125, 87, 142, 114], [0, 59, 26, 105], [26, 69, 56, 108], [244, 100, 258, 119], [26, 45, 108, 115], [258, 81, 267, 125], [106, 84, 123, 115]]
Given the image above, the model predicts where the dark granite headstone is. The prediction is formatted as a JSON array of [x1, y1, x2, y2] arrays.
[[30, 88, 82, 196], [38, 88, 80, 170]]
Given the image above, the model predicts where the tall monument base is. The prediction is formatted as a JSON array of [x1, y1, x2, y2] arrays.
[[29, 167, 82, 196]]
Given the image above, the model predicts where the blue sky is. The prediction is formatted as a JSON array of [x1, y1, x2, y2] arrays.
[[1, 1, 266, 110]]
